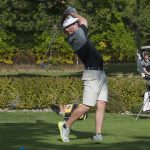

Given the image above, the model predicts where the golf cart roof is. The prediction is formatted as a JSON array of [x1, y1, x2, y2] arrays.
[[141, 46, 150, 50]]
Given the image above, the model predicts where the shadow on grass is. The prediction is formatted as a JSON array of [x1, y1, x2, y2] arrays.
[[0, 122, 149, 150], [0, 71, 83, 78], [0, 63, 139, 78], [104, 63, 139, 76], [0, 73, 50, 78]]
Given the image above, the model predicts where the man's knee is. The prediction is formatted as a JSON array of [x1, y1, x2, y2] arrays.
[[97, 100, 107, 108], [81, 104, 91, 112]]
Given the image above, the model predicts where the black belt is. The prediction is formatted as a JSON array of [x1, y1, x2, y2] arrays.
[[84, 67, 103, 70]]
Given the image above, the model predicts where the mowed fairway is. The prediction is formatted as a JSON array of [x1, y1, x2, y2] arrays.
[[0, 112, 149, 150]]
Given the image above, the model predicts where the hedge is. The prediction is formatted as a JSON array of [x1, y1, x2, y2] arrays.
[[0, 76, 147, 113], [107, 76, 146, 113]]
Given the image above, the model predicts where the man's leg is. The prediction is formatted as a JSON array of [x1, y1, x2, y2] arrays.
[[58, 104, 90, 142], [95, 100, 106, 134], [66, 104, 90, 128], [92, 100, 106, 143]]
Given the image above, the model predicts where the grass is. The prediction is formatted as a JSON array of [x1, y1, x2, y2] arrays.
[[105, 63, 138, 75], [0, 112, 149, 150], [0, 63, 147, 150], [0, 69, 82, 77], [0, 63, 138, 77]]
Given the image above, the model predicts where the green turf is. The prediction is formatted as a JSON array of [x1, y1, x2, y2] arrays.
[[0, 63, 138, 77], [0, 112, 149, 150]]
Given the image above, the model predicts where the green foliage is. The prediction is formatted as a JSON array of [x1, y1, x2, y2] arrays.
[[33, 32, 74, 64], [0, 30, 16, 64], [108, 76, 146, 112], [0, 77, 83, 109], [0, 0, 64, 49], [0, 76, 147, 113], [0, 0, 150, 63], [130, 103, 143, 114], [122, 0, 150, 47], [108, 23, 136, 62], [12, 50, 37, 64], [0, 77, 16, 108]]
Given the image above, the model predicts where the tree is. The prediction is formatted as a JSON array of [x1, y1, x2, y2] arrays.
[[1, 0, 150, 64], [121, 0, 150, 47], [81, 0, 137, 62], [0, 0, 66, 49]]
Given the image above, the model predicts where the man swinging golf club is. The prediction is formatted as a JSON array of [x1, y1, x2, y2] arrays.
[[58, 6, 108, 143]]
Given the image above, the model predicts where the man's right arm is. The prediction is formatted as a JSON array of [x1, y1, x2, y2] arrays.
[[64, 6, 88, 27], [143, 67, 150, 75], [69, 12, 88, 27]]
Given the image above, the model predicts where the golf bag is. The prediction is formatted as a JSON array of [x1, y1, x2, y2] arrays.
[[143, 91, 150, 111], [64, 104, 87, 121], [136, 82, 150, 120]]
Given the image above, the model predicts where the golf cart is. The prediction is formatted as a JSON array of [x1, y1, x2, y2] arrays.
[[136, 46, 150, 119]]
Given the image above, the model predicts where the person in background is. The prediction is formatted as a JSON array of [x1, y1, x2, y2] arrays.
[[58, 6, 108, 143], [141, 53, 150, 76]]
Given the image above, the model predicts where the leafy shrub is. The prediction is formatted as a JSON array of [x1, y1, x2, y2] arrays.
[[12, 51, 37, 64], [0, 76, 147, 113], [130, 103, 143, 114]]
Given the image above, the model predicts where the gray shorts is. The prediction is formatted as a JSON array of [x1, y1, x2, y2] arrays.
[[82, 70, 108, 106]]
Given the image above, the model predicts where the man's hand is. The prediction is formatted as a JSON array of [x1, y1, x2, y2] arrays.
[[61, 6, 77, 28], [64, 6, 77, 15]]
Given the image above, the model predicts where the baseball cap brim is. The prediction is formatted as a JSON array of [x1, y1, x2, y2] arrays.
[[62, 15, 79, 28]]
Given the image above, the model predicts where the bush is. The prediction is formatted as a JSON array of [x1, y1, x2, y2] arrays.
[[12, 51, 37, 64], [0, 77, 83, 109], [0, 76, 147, 112], [107, 76, 146, 112], [130, 103, 143, 114]]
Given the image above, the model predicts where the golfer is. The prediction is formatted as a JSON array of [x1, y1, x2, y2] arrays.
[[58, 6, 108, 143]]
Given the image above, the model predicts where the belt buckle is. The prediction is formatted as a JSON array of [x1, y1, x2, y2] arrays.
[[86, 67, 96, 70], [85, 67, 102, 70]]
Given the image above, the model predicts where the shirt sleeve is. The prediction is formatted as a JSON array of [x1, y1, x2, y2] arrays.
[[67, 24, 87, 52], [141, 61, 146, 68]]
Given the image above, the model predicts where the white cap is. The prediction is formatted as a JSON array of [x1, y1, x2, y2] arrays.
[[62, 15, 79, 28]]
